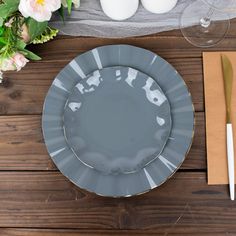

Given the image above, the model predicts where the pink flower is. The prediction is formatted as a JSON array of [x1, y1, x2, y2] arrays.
[[19, 0, 61, 22], [0, 53, 29, 72], [0, 57, 16, 71], [5, 18, 14, 27], [12, 53, 29, 71], [21, 24, 30, 43]]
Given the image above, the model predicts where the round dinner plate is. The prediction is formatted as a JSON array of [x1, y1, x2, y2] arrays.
[[64, 66, 172, 175], [42, 45, 194, 197]]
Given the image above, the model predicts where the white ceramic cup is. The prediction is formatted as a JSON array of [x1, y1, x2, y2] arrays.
[[141, 0, 178, 14], [100, 0, 139, 21]]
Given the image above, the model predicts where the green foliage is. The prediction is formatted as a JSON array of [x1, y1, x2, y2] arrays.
[[0, 20, 41, 61], [0, 27, 4, 36], [0, 36, 7, 49], [21, 48, 41, 60], [15, 39, 26, 49], [0, 17, 20, 58], [58, 5, 65, 22], [0, 17, 4, 27], [16, 39, 41, 60], [26, 18, 48, 42], [67, 0, 73, 14], [15, 39, 41, 60], [0, 0, 20, 19], [32, 27, 58, 44], [0, 0, 79, 69]]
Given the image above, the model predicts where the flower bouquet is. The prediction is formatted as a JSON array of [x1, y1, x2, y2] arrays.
[[0, 0, 80, 82]]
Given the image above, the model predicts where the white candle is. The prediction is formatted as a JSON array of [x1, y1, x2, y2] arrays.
[[100, 0, 139, 21], [141, 0, 178, 14]]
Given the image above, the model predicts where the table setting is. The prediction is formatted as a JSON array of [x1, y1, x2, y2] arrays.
[[0, 0, 236, 235]]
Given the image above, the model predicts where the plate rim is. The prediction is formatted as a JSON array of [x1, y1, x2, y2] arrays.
[[42, 44, 195, 197]]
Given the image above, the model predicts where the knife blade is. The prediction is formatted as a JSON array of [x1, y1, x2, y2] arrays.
[[221, 54, 235, 201]]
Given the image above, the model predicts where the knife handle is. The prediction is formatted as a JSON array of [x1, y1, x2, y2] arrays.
[[227, 123, 235, 201]]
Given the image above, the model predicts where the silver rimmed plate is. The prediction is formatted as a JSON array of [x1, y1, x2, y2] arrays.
[[63, 66, 172, 175], [42, 45, 194, 197]]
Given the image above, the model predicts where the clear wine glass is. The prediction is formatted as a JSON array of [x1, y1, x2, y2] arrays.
[[180, 0, 236, 48], [204, 0, 236, 12]]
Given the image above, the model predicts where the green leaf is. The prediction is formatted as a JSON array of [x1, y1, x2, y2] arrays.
[[58, 6, 65, 22], [67, 0, 72, 14], [26, 18, 48, 42], [0, 43, 5, 49], [0, 38, 6, 48], [0, 17, 4, 27], [16, 40, 26, 50], [0, 0, 20, 19], [0, 37, 7, 44], [0, 27, 4, 36], [0, 45, 7, 53], [20, 48, 41, 60]]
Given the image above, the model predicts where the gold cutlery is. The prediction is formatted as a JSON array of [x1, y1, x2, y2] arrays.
[[221, 54, 235, 200]]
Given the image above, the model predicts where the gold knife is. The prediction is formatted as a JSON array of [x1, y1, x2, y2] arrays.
[[221, 54, 235, 201]]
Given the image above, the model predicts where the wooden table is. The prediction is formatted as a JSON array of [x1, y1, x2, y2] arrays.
[[1, 20, 236, 236]]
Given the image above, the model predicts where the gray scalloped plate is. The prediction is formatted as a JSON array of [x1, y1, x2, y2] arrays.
[[42, 45, 195, 197], [63, 66, 172, 175]]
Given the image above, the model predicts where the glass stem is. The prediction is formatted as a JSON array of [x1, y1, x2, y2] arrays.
[[200, 7, 215, 28]]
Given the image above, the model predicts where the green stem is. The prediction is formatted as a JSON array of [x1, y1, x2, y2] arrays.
[[1, 28, 11, 57], [0, 14, 24, 58]]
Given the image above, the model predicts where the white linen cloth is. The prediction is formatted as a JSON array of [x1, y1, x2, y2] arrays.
[[50, 0, 236, 38]]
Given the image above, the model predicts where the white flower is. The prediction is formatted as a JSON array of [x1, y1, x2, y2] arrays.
[[0, 53, 29, 72], [19, 0, 61, 22], [62, 0, 80, 9]]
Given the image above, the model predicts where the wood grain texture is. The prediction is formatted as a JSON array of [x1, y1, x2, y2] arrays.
[[2, 228, 236, 236], [2, 18, 236, 235], [0, 41, 204, 115], [0, 171, 234, 233], [0, 115, 55, 170], [1, 19, 236, 116], [0, 113, 205, 170]]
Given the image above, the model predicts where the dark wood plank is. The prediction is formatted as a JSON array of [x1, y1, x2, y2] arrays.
[[0, 62, 66, 115], [0, 171, 234, 233], [2, 19, 236, 116], [0, 55, 203, 115], [3, 18, 236, 235], [0, 115, 54, 170], [2, 35, 234, 116], [30, 33, 236, 62], [1, 228, 236, 236], [0, 113, 205, 171]]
